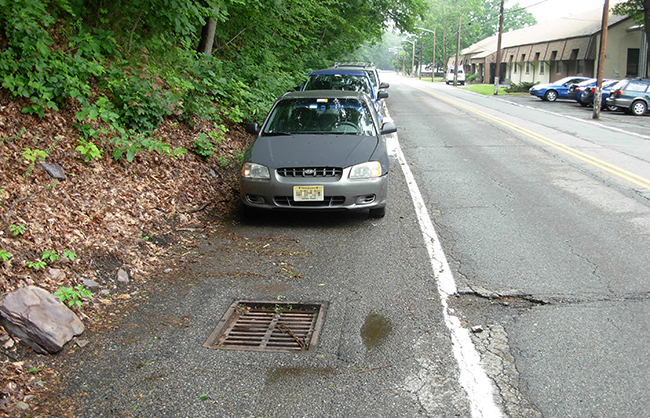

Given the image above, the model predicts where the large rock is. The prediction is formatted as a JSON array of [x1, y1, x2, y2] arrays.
[[0, 286, 85, 354]]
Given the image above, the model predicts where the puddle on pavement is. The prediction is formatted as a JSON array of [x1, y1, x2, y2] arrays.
[[265, 367, 335, 384], [360, 314, 392, 349]]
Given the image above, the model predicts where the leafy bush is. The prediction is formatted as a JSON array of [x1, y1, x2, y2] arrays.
[[506, 81, 537, 93]]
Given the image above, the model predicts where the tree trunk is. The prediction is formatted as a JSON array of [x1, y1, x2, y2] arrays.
[[645, 0, 650, 76], [197, 18, 217, 55], [197, 5, 220, 55]]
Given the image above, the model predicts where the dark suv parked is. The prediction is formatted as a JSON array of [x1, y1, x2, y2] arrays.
[[606, 78, 650, 116]]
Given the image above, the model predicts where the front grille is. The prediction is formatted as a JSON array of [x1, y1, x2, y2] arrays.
[[278, 167, 343, 178], [275, 196, 346, 207]]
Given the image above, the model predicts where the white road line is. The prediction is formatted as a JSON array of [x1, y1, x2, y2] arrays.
[[384, 110, 503, 418]]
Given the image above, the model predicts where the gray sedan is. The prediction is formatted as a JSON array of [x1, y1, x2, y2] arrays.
[[241, 90, 397, 218]]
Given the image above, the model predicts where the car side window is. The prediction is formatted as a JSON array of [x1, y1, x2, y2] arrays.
[[626, 81, 648, 92]]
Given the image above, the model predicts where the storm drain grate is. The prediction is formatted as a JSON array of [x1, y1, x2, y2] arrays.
[[203, 301, 327, 352]]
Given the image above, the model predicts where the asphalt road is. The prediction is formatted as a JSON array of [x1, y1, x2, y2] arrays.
[[386, 74, 650, 418], [60, 75, 650, 418], [61, 123, 476, 414]]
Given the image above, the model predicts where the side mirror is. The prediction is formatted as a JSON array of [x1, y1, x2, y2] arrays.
[[246, 123, 260, 135], [379, 82, 390, 89], [380, 122, 397, 135], [377, 90, 389, 99]]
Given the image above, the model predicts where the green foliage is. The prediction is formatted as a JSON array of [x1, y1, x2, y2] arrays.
[[505, 81, 536, 93], [26, 260, 47, 271], [193, 125, 227, 160], [0, 250, 11, 262], [103, 68, 177, 133], [9, 224, 27, 236], [54, 285, 92, 309], [63, 249, 77, 261], [109, 128, 187, 162], [1, 0, 428, 160], [76, 138, 103, 162], [41, 250, 61, 263], [22, 148, 48, 163]]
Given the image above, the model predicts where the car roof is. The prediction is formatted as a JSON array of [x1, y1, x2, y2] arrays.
[[308, 68, 368, 76], [280, 89, 371, 102], [333, 61, 376, 69]]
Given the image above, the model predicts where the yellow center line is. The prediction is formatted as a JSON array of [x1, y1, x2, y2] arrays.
[[411, 85, 650, 191]]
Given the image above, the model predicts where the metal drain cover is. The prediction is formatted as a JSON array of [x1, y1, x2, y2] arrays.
[[203, 301, 327, 352]]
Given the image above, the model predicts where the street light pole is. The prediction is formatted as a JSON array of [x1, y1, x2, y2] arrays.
[[404, 40, 415, 77], [417, 27, 436, 82], [454, 16, 461, 87]]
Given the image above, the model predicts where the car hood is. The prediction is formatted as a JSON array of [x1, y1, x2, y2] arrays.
[[249, 134, 379, 168], [531, 83, 553, 90]]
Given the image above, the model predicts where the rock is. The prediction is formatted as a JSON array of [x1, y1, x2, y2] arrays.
[[48, 268, 66, 281], [117, 268, 129, 283], [82, 279, 100, 290], [0, 286, 84, 354], [16, 401, 30, 410], [471, 325, 484, 333], [38, 162, 66, 180]]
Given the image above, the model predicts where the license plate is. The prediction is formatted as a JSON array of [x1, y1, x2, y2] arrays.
[[293, 186, 324, 201]]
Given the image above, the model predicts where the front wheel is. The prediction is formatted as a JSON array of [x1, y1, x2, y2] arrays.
[[544, 90, 558, 102], [630, 100, 647, 116]]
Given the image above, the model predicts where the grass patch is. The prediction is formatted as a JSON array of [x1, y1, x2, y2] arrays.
[[463, 84, 509, 95]]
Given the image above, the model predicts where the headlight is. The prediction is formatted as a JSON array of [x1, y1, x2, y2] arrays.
[[242, 162, 270, 179], [349, 161, 382, 179]]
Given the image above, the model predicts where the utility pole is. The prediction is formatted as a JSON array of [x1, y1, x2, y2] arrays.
[[592, 0, 609, 120], [454, 16, 461, 87], [494, 0, 504, 95], [411, 41, 415, 77], [419, 42, 423, 79]]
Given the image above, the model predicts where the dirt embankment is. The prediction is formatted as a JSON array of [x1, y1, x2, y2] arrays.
[[0, 92, 252, 417]]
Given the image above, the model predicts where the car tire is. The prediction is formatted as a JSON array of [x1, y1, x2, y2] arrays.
[[630, 100, 647, 116], [369, 206, 386, 218], [605, 104, 619, 112], [579, 101, 588, 107], [544, 90, 558, 102]]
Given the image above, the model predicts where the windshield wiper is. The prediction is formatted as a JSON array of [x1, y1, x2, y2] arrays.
[[262, 132, 292, 136]]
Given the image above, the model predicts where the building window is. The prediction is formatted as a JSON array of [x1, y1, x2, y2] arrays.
[[514, 62, 517, 73], [540, 62, 545, 75], [526, 61, 530, 74], [535, 52, 540, 61], [577, 59, 583, 74], [556, 61, 562, 74]]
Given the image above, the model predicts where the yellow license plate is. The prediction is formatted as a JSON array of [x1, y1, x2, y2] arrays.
[[293, 186, 324, 201]]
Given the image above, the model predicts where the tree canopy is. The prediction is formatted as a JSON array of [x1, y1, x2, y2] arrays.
[[0, 0, 426, 131], [402, 0, 536, 73], [612, 0, 650, 57]]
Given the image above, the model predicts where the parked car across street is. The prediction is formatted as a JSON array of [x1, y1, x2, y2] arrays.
[[529, 76, 590, 101], [606, 77, 650, 116]]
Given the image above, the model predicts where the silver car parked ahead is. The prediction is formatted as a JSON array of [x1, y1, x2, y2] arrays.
[[240, 90, 397, 218]]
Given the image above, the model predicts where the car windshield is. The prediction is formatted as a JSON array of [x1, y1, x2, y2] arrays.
[[304, 74, 373, 97], [262, 98, 376, 136]]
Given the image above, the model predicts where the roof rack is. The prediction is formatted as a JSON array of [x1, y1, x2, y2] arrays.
[[333, 61, 375, 68]]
